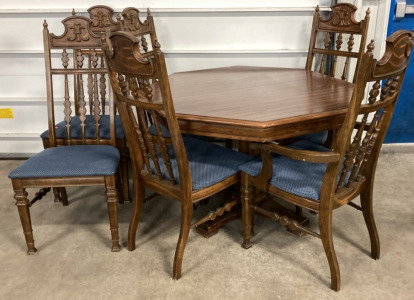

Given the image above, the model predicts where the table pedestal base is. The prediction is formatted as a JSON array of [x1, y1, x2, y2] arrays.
[[194, 197, 310, 238], [194, 204, 241, 238]]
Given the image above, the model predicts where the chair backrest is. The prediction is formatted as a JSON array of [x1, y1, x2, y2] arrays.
[[43, 16, 116, 147], [330, 30, 413, 200], [119, 7, 159, 57], [305, 3, 370, 83], [103, 31, 191, 190], [87, 5, 120, 33], [85, 5, 158, 48]]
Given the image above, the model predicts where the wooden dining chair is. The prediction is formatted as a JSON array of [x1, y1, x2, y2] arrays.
[[306, 3, 370, 81], [8, 144, 121, 253], [9, 16, 123, 253], [102, 31, 253, 279], [294, 3, 371, 145], [239, 30, 413, 291], [40, 15, 129, 204]]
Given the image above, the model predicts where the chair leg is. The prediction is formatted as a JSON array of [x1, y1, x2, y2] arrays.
[[52, 187, 68, 206], [59, 187, 68, 206], [12, 180, 37, 255], [127, 177, 145, 251], [319, 209, 340, 291], [360, 183, 380, 260], [105, 176, 121, 252], [52, 188, 61, 203], [117, 139, 130, 203], [116, 169, 125, 204], [42, 138, 69, 206], [241, 173, 254, 249], [173, 199, 193, 279]]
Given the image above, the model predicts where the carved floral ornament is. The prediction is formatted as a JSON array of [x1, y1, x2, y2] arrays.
[[332, 8, 352, 27], [67, 22, 89, 42], [124, 11, 142, 31], [91, 11, 111, 28]]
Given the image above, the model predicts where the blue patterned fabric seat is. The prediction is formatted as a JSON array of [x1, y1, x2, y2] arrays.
[[148, 123, 171, 138], [293, 130, 328, 145], [239, 140, 332, 201], [8, 145, 120, 179], [149, 136, 253, 190], [40, 115, 125, 139]]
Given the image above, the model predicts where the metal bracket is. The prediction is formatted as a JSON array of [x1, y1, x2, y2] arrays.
[[396, 0, 414, 19]]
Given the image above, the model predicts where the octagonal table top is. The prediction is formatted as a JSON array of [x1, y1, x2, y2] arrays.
[[153, 66, 354, 142]]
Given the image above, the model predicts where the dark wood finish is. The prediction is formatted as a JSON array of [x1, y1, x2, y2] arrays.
[[241, 30, 413, 291], [306, 3, 370, 82], [103, 31, 245, 280], [41, 15, 130, 203]]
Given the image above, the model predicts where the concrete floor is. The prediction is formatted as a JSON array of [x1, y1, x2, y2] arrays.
[[0, 150, 413, 299]]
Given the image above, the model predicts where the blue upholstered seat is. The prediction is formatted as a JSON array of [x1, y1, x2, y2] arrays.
[[148, 136, 253, 191], [293, 130, 328, 145], [8, 145, 120, 179], [148, 123, 171, 138], [40, 115, 125, 139], [239, 140, 332, 201]]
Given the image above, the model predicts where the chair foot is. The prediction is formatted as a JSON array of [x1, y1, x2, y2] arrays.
[[127, 243, 136, 252], [111, 244, 121, 252], [172, 201, 193, 281], [331, 279, 340, 292], [360, 189, 380, 260], [52, 187, 68, 206], [319, 215, 341, 292], [242, 242, 252, 249], [27, 247, 38, 255], [53, 187, 61, 203]]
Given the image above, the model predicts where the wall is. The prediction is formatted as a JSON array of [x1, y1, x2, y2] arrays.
[[0, 0, 388, 156]]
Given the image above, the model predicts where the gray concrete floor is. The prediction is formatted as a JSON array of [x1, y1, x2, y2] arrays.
[[1, 151, 413, 299]]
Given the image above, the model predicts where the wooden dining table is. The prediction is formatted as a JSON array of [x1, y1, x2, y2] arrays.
[[154, 65, 355, 236], [167, 66, 353, 143]]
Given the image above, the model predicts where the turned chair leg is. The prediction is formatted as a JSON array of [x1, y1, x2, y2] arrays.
[[127, 178, 145, 251], [319, 210, 340, 291], [360, 185, 380, 260], [52, 187, 68, 206], [12, 180, 37, 255], [105, 176, 121, 252], [173, 200, 193, 279], [241, 180, 254, 249]]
